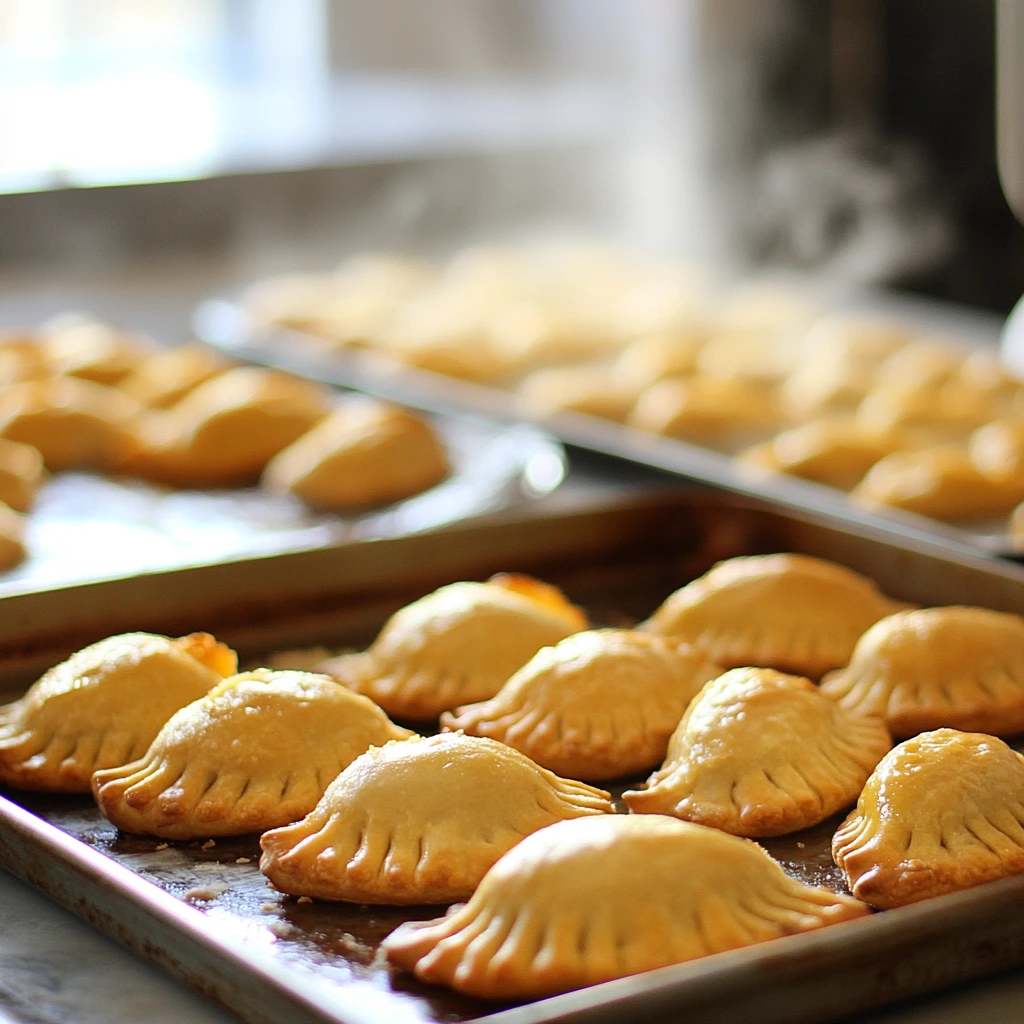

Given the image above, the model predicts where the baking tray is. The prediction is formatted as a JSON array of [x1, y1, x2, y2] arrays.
[[2, 487, 1024, 1024], [0, 408, 566, 598], [192, 292, 1018, 559]]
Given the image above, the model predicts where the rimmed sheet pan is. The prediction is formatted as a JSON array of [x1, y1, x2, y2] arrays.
[[2, 488, 1024, 1024]]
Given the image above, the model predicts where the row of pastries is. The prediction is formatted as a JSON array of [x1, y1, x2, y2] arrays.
[[243, 242, 1024, 535], [0, 313, 453, 570], [2, 553, 1024, 999]]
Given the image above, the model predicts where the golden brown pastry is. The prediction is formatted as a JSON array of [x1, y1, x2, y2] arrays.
[[875, 339, 964, 387], [259, 732, 613, 904], [0, 378, 141, 471], [628, 376, 780, 451], [613, 329, 708, 392], [641, 553, 905, 679], [319, 574, 586, 721], [516, 365, 638, 423], [123, 367, 331, 486], [261, 401, 449, 509], [856, 379, 995, 440], [92, 669, 413, 839], [737, 417, 912, 490], [696, 330, 803, 387], [0, 501, 26, 571], [779, 351, 874, 420], [384, 814, 869, 999], [40, 315, 151, 385], [119, 344, 230, 409], [852, 445, 1024, 522], [820, 606, 1024, 737], [0, 339, 49, 386], [0, 438, 46, 513], [440, 630, 722, 780], [624, 667, 891, 835], [832, 729, 1024, 908], [0, 632, 235, 792], [969, 418, 1024, 481]]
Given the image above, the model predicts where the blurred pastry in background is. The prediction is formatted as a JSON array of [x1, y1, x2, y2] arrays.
[[0, 377, 141, 471], [516, 365, 638, 423], [39, 313, 152, 385], [612, 328, 708, 393], [120, 343, 232, 409], [0, 502, 26, 570], [853, 445, 1024, 521], [0, 438, 47, 512], [737, 417, 914, 490], [0, 337, 49, 386], [628, 376, 780, 451], [124, 366, 330, 486], [262, 400, 449, 509]]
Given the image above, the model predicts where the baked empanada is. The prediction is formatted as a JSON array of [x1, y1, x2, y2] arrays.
[[93, 669, 413, 839], [613, 329, 707, 392], [319, 574, 586, 720], [969, 418, 1024, 481], [624, 667, 891, 836], [0, 378, 141, 471], [41, 315, 150, 385], [820, 606, 1024, 737], [852, 445, 1024, 522], [262, 401, 449, 509], [259, 732, 613, 904], [832, 729, 1024, 908], [737, 417, 912, 491], [0, 632, 235, 792], [123, 367, 331, 486], [440, 630, 722, 780], [516, 365, 638, 423], [384, 814, 869, 999], [120, 344, 231, 409], [641, 553, 905, 679]]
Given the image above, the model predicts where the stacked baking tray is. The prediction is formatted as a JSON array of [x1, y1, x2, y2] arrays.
[[2, 485, 1024, 1024]]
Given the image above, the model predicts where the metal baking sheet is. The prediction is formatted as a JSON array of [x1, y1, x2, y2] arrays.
[[0, 409, 566, 598], [192, 292, 1018, 559], [2, 488, 1024, 1024]]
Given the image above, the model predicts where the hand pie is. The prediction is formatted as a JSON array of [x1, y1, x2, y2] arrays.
[[737, 417, 912, 491], [516, 365, 639, 423], [852, 445, 1024, 522], [383, 814, 869, 999], [0, 438, 47, 512], [856, 379, 995, 440], [261, 401, 449, 509], [0, 632, 235, 792], [259, 732, 613, 904], [41, 315, 151, 385], [0, 378, 141, 471], [318, 574, 586, 720], [832, 729, 1024, 908], [641, 553, 905, 679], [613, 329, 708, 392], [628, 376, 779, 451], [123, 367, 331, 486], [120, 344, 231, 409], [820, 606, 1024, 737], [440, 630, 722, 780], [92, 669, 413, 839], [624, 668, 891, 836], [969, 418, 1024, 481]]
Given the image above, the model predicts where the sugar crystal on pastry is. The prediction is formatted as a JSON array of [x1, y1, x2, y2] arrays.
[[92, 668, 413, 839], [641, 553, 905, 678], [0, 632, 236, 792], [441, 629, 722, 780], [832, 728, 1024, 909], [624, 667, 891, 836], [319, 573, 586, 721], [383, 814, 868, 1000], [259, 732, 612, 904], [821, 606, 1024, 737]]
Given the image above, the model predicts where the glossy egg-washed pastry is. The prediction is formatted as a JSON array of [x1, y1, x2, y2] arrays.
[[624, 668, 891, 836], [821, 606, 1024, 737], [384, 814, 869, 999], [441, 629, 722, 780], [262, 401, 449, 509], [260, 732, 613, 904], [641, 553, 906, 679], [0, 632, 236, 792], [318, 573, 586, 720], [833, 729, 1024, 909], [93, 669, 412, 839]]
